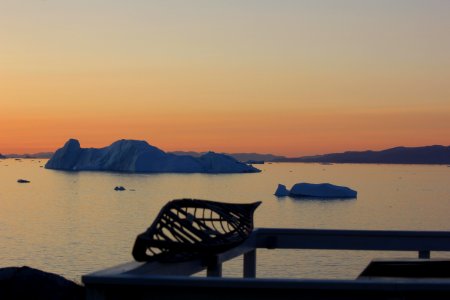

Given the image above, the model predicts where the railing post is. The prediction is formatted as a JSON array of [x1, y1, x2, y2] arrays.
[[85, 286, 106, 300], [243, 250, 256, 278], [207, 263, 222, 277], [419, 250, 430, 259], [206, 255, 222, 277]]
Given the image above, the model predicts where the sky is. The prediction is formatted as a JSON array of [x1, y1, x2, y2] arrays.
[[1, 0, 449, 156]]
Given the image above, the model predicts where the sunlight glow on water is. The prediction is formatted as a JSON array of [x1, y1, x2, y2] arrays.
[[0, 159, 449, 282]]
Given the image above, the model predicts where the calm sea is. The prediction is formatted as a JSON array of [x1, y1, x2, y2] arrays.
[[0, 159, 449, 282]]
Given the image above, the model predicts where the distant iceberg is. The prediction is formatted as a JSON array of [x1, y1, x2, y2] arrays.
[[275, 182, 357, 199], [45, 139, 260, 174], [274, 184, 290, 197]]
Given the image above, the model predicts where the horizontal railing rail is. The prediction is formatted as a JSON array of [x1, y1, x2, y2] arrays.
[[253, 227, 450, 254], [235, 228, 450, 277]]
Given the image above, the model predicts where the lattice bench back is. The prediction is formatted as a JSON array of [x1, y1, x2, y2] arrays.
[[132, 199, 261, 262]]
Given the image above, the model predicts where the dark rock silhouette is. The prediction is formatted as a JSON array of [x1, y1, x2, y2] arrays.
[[0, 266, 84, 300], [114, 186, 126, 191], [17, 179, 30, 183]]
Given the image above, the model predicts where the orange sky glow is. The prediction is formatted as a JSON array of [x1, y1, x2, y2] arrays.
[[1, 1, 449, 156]]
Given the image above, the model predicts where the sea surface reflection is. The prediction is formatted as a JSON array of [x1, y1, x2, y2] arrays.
[[0, 159, 449, 281]]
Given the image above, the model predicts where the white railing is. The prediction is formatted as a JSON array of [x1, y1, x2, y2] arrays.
[[83, 228, 450, 299]]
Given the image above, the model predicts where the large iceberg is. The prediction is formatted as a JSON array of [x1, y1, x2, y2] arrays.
[[275, 182, 357, 199], [45, 139, 260, 174]]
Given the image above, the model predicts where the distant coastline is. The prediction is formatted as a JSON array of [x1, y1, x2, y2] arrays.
[[173, 145, 450, 165], [2, 145, 449, 165], [275, 145, 450, 165], [1, 152, 53, 159]]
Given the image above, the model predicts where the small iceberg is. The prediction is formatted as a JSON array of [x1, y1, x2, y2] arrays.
[[17, 179, 30, 183], [275, 182, 357, 199], [274, 184, 290, 197]]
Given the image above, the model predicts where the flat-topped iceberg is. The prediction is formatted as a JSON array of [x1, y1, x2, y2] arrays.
[[45, 139, 260, 174], [275, 182, 357, 198]]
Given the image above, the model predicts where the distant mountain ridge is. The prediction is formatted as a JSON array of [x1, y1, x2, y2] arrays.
[[3, 152, 53, 159], [4, 145, 448, 164], [170, 151, 286, 162], [275, 145, 450, 164]]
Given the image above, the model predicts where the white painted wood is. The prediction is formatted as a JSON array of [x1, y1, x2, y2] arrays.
[[83, 227, 450, 300], [243, 250, 256, 278], [419, 250, 431, 259]]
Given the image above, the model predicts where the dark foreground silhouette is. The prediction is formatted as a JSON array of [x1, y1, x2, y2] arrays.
[[0, 266, 84, 300]]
